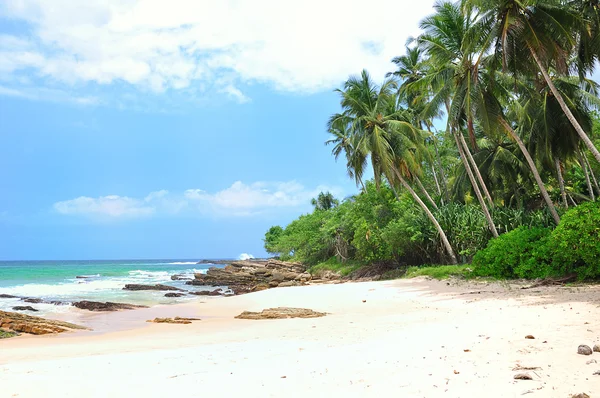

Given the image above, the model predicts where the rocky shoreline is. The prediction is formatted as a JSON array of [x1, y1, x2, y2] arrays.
[[0, 259, 348, 337]]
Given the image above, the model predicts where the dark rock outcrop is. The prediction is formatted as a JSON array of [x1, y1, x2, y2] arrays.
[[147, 317, 201, 324], [12, 306, 38, 312], [0, 310, 87, 335], [188, 289, 223, 296], [72, 301, 148, 312], [0, 294, 19, 299], [170, 274, 191, 281], [189, 260, 310, 295], [164, 292, 185, 297], [23, 298, 44, 304], [123, 284, 184, 291], [235, 307, 327, 320]]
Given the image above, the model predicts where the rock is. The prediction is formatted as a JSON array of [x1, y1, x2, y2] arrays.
[[571, 394, 590, 398], [72, 301, 148, 312], [23, 298, 44, 304], [525, 335, 535, 339], [513, 373, 533, 380], [0, 310, 87, 335], [251, 283, 270, 292], [147, 317, 201, 324], [0, 294, 19, 299], [235, 307, 327, 320], [164, 293, 185, 297], [593, 344, 600, 353], [12, 306, 38, 312], [123, 284, 184, 291], [578, 345, 593, 355], [75, 275, 98, 279], [278, 281, 297, 288], [188, 289, 222, 296], [170, 274, 191, 281], [586, 359, 597, 365], [295, 272, 312, 282], [189, 259, 311, 295], [593, 370, 600, 376]]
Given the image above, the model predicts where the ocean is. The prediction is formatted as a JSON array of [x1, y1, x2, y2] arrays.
[[0, 259, 230, 316]]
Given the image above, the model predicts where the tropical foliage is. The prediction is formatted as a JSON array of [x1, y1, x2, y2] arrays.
[[265, 0, 600, 279]]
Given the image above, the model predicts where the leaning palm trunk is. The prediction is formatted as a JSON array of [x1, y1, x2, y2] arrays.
[[582, 152, 600, 195], [393, 169, 457, 264], [431, 164, 443, 199], [452, 131, 499, 238], [427, 126, 450, 201], [555, 157, 568, 209], [529, 49, 600, 164], [415, 176, 439, 210], [499, 119, 561, 225], [458, 131, 494, 207], [578, 149, 596, 201]]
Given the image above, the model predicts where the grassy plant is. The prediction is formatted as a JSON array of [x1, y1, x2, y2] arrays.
[[308, 257, 363, 277], [0, 329, 19, 339], [402, 264, 472, 280]]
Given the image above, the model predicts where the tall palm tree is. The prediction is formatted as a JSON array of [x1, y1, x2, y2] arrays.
[[328, 70, 458, 263], [406, 1, 498, 236], [464, 0, 600, 163]]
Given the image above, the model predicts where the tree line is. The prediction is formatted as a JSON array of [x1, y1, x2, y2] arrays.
[[265, 0, 600, 276]]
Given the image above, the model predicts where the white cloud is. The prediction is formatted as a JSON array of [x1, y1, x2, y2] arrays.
[[54, 195, 155, 218], [0, 84, 99, 105], [54, 181, 342, 219], [0, 0, 435, 100]]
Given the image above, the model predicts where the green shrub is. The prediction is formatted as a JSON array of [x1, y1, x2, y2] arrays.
[[547, 201, 600, 279], [471, 226, 552, 279]]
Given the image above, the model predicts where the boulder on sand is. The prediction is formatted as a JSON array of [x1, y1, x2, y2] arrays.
[[147, 317, 201, 324], [123, 284, 184, 291], [0, 310, 87, 335], [235, 307, 327, 320], [72, 301, 148, 312]]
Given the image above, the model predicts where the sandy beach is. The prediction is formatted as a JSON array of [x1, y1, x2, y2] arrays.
[[2, 278, 600, 397]]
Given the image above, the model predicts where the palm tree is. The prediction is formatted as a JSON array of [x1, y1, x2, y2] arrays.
[[407, 1, 498, 236], [465, 0, 600, 163], [311, 192, 340, 211], [328, 70, 458, 264]]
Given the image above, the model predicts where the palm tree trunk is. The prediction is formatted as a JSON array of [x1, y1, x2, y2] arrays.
[[578, 149, 596, 201], [393, 169, 457, 264], [582, 152, 600, 195], [415, 176, 439, 210], [429, 128, 450, 202], [529, 48, 600, 164], [431, 164, 444, 204], [452, 131, 498, 238], [458, 131, 494, 207], [555, 157, 568, 209], [569, 193, 578, 207], [500, 118, 561, 225]]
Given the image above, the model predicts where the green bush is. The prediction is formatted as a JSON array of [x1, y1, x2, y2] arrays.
[[548, 201, 600, 279], [471, 226, 552, 279]]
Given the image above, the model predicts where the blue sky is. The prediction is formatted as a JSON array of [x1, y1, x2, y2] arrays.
[[0, 0, 438, 260]]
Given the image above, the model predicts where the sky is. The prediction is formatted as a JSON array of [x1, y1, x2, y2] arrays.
[[0, 0, 439, 260]]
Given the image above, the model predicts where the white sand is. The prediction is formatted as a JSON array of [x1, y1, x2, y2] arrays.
[[2, 278, 599, 397]]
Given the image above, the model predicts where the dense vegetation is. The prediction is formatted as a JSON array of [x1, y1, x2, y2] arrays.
[[265, 0, 600, 280]]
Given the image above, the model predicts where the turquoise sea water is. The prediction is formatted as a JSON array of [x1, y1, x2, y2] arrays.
[[0, 259, 229, 316]]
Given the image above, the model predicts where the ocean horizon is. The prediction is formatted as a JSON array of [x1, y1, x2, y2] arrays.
[[0, 258, 237, 317]]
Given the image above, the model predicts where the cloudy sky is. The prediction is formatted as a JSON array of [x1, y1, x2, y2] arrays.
[[0, 0, 437, 260]]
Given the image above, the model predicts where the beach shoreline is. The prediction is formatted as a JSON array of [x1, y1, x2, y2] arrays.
[[2, 278, 600, 397]]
